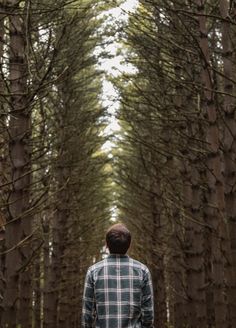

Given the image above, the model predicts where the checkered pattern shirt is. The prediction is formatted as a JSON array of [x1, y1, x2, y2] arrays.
[[82, 254, 154, 328]]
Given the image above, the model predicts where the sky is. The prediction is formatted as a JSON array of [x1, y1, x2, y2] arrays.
[[100, 0, 138, 150], [97, 0, 138, 221]]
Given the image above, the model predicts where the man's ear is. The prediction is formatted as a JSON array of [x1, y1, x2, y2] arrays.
[[105, 242, 109, 253], [128, 239, 132, 252]]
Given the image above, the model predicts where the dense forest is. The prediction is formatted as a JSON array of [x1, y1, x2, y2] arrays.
[[0, 0, 236, 327]]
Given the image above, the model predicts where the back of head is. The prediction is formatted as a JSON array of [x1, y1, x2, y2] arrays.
[[106, 223, 131, 255]]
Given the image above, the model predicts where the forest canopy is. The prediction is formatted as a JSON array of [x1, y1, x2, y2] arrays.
[[0, 1, 236, 328]]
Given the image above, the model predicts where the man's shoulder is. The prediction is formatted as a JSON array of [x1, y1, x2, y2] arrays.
[[88, 256, 149, 272], [129, 257, 150, 273], [87, 258, 107, 273], [87, 256, 150, 277]]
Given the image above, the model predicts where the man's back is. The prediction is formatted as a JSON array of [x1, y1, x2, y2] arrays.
[[82, 254, 154, 328]]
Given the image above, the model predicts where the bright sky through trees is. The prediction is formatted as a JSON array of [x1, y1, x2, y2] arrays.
[[99, 0, 138, 223], [101, 0, 138, 150]]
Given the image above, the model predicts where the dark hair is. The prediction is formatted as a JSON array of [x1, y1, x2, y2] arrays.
[[106, 223, 131, 254]]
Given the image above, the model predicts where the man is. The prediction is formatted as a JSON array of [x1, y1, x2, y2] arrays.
[[82, 223, 154, 328]]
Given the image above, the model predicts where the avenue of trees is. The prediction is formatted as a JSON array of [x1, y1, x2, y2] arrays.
[[0, 0, 236, 328], [0, 0, 112, 326], [115, 1, 236, 328]]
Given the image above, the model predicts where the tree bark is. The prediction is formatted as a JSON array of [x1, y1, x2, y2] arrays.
[[0, 4, 6, 318], [33, 238, 42, 328], [196, 1, 228, 326], [219, 1, 236, 325], [2, 0, 31, 326], [150, 177, 167, 328], [184, 160, 207, 328], [43, 211, 59, 328]]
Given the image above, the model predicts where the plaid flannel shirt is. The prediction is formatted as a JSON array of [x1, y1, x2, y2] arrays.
[[82, 254, 154, 328]]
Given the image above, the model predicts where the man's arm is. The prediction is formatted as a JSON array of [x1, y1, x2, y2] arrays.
[[82, 269, 96, 328], [141, 268, 154, 328]]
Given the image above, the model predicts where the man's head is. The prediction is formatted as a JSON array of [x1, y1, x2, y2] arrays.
[[106, 223, 131, 255]]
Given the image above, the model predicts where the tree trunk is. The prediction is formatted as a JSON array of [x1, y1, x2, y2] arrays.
[[0, 4, 6, 319], [219, 1, 236, 325], [166, 156, 186, 328], [196, 1, 227, 326], [2, 0, 31, 326], [150, 178, 167, 328], [43, 212, 58, 328], [182, 145, 207, 327], [33, 243, 42, 328]]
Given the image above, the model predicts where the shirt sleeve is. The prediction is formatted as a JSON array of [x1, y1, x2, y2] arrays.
[[82, 269, 96, 328], [141, 267, 154, 328]]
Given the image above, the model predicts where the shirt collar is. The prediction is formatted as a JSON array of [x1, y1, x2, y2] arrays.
[[108, 254, 129, 259]]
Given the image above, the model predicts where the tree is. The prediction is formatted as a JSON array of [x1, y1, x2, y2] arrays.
[[115, 1, 236, 327]]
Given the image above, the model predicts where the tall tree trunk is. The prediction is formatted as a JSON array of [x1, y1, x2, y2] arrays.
[[150, 177, 167, 328], [0, 4, 6, 318], [219, 1, 236, 325], [43, 214, 56, 328], [44, 169, 69, 328], [2, 0, 31, 326], [184, 160, 207, 327], [196, 1, 227, 326], [56, 158, 70, 328], [180, 113, 207, 326], [165, 153, 186, 328], [33, 254, 41, 328], [43, 211, 59, 328], [0, 218, 5, 321]]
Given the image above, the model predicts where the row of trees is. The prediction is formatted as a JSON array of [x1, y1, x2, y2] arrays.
[[0, 0, 112, 326], [115, 1, 236, 327]]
